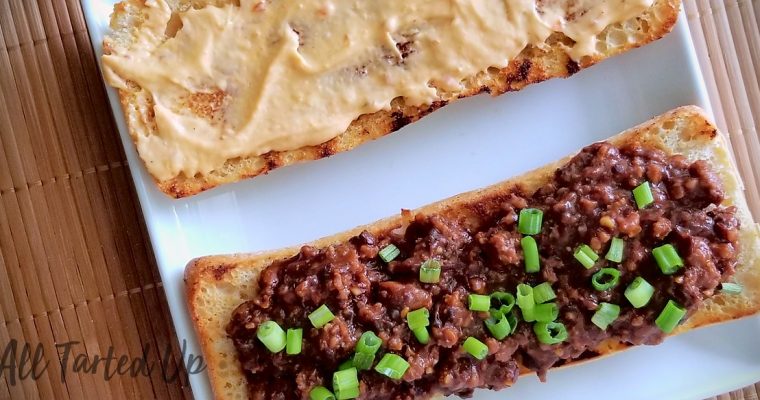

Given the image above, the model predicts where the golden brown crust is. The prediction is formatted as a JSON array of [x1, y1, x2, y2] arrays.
[[105, 0, 681, 198], [185, 106, 760, 399]]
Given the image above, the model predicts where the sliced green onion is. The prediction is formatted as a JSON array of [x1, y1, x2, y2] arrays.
[[352, 351, 375, 371], [633, 181, 654, 209], [591, 268, 621, 291], [485, 314, 511, 340], [652, 244, 684, 275], [533, 303, 559, 323], [333, 368, 359, 400], [605, 237, 625, 263], [463, 337, 489, 360], [468, 294, 491, 312], [419, 259, 441, 283], [309, 304, 336, 328], [533, 321, 568, 345], [625, 277, 655, 308], [591, 302, 620, 330], [286, 328, 303, 355], [412, 327, 430, 344], [335, 386, 359, 400], [374, 353, 409, 380], [516, 284, 535, 311], [721, 282, 743, 294], [338, 359, 354, 371], [522, 307, 536, 322], [521, 236, 541, 273], [378, 244, 400, 263], [356, 331, 382, 354], [517, 284, 535, 321], [491, 291, 516, 314], [574, 244, 599, 269], [655, 300, 687, 334], [518, 208, 544, 235], [310, 386, 336, 400], [533, 282, 556, 304], [406, 308, 430, 330], [256, 321, 286, 353], [507, 311, 519, 334]]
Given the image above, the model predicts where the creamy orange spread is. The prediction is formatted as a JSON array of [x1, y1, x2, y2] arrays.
[[102, 0, 653, 180]]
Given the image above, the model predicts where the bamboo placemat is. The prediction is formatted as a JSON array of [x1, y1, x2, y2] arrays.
[[0, 0, 757, 399]]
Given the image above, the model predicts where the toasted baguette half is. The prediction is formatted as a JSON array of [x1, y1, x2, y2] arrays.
[[104, 0, 681, 198], [185, 106, 760, 400]]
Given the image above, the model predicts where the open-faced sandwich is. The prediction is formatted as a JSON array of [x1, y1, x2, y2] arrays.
[[185, 106, 760, 399], [102, 0, 680, 197]]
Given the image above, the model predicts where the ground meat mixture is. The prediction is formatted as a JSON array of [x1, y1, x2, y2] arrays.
[[227, 142, 740, 399]]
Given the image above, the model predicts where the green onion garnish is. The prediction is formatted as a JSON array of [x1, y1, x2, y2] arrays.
[[522, 307, 536, 322], [484, 313, 511, 340], [516, 284, 535, 310], [406, 308, 430, 330], [721, 282, 743, 294], [516, 284, 535, 321], [574, 244, 599, 269], [624, 276, 655, 308], [633, 181, 655, 209], [356, 331, 382, 354], [256, 321, 286, 353], [520, 236, 541, 273], [310, 386, 336, 400], [605, 237, 625, 263], [412, 327, 430, 344], [591, 268, 621, 291], [518, 208, 544, 235], [333, 368, 359, 400], [286, 328, 303, 355], [352, 351, 375, 371], [378, 244, 400, 263], [655, 300, 687, 334], [533, 282, 556, 304], [309, 304, 336, 328], [507, 311, 519, 335], [532, 302, 559, 323], [374, 353, 409, 380], [419, 259, 441, 283], [335, 386, 359, 400], [468, 294, 491, 312], [463, 337, 489, 360], [338, 359, 354, 370], [490, 291, 516, 314], [534, 321, 568, 345], [591, 302, 620, 330], [652, 244, 684, 275]]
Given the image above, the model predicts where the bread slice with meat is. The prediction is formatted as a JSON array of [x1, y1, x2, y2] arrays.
[[103, 0, 681, 198], [185, 106, 760, 400]]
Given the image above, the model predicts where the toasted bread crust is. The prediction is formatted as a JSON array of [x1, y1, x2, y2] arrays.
[[104, 0, 681, 198], [185, 106, 760, 400]]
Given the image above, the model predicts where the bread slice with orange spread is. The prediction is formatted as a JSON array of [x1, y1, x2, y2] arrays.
[[102, 0, 681, 198]]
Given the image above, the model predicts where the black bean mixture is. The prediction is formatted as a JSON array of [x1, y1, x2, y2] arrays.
[[227, 142, 740, 399]]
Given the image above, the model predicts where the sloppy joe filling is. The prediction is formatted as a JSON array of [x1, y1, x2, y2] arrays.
[[228, 142, 739, 399]]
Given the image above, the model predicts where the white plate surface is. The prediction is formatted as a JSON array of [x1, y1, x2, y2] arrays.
[[82, 3, 760, 399]]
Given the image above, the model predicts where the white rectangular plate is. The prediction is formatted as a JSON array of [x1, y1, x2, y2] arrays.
[[82, 3, 760, 399]]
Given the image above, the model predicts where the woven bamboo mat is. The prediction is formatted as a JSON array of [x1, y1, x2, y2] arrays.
[[0, 0, 757, 399]]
